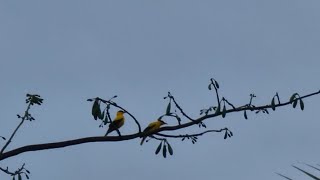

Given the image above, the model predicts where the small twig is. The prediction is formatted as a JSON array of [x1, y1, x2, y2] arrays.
[[249, 94, 255, 107], [0, 102, 32, 155], [0, 166, 14, 176], [156, 128, 228, 138], [159, 113, 181, 125], [105, 105, 112, 124], [224, 98, 236, 109], [168, 92, 195, 121], [148, 135, 166, 142], [0, 163, 27, 176], [276, 92, 281, 104], [210, 78, 220, 106]]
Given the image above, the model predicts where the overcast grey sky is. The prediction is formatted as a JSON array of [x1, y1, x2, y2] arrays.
[[1, 1, 320, 179]]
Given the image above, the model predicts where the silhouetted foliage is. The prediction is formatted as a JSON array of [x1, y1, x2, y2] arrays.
[[1, 79, 320, 179]]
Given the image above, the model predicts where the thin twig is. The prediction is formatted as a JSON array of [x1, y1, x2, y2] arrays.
[[224, 99, 236, 109], [156, 128, 228, 138], [168, 92, 195, 121], [0, 163, 26, 176], [0, 166, 14, 176], [210, 78, 220, 107], [0, 103, 32, 154]]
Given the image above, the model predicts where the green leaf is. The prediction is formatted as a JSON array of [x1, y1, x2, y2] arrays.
[[299, 99, 304, 110], [271, 98, 276, 111], [293, 99, 298, 108], [222, 105, 226, 118], [214, 80, 220, 89], [244, 111, 248, 120], [224, 131, 228, 139], [202, 123, 207, 128], [25, 174, 29, 179], [155, 142, 162, 155], [91, 99, 100, 120], [163, 144, 167, 158], [18, 174, 22, 180], [98, 110, 105, 120], [166, 101, 171, 115], [167, 142, 173, 155], [290, 93, 298, 102], [208, 84, 212, 90]]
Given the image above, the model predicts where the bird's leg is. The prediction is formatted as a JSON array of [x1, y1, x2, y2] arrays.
[[115, 128, 122, 137]]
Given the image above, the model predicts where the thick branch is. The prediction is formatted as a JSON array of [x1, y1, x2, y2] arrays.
[[0, 90, 319, 161], [0, 134, 139, 161]]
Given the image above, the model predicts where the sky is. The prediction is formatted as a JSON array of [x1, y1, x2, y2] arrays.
[[1, 0, 320, 179]]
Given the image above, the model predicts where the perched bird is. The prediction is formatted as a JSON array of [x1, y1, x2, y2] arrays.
[[105, 110, 126, 136], [140, 119, 167, 145]]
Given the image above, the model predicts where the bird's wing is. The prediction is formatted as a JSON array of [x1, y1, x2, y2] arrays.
[[143, 123, 157, 133], [110, 118, 124, 128]]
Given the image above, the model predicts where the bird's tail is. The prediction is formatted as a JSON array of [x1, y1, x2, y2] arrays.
[[140, 136, 147, 146]]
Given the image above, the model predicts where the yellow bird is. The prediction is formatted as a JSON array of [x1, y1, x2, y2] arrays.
[[105, 110, 126, 136], [140, 119, 167, 145]]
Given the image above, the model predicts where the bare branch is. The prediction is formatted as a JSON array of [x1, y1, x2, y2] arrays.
[[0, 102, 32, 154], [167, 92, 195, 121], [156, 128, 229, 138], [0, 166, 15, 176], [0, 163, 28, 177]]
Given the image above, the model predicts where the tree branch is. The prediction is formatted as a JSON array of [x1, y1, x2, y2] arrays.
[[0, 90, 319, 161], [0, 163, 29, 177], [0, 103, 32, 154], [156, 128, 229, 138], [167, 92, 195, 121], [0, 166, 15, 176]]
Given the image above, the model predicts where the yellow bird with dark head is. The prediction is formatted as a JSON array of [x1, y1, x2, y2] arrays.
[[105, 110, 126, 136], [140, 119, 167, 145]]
